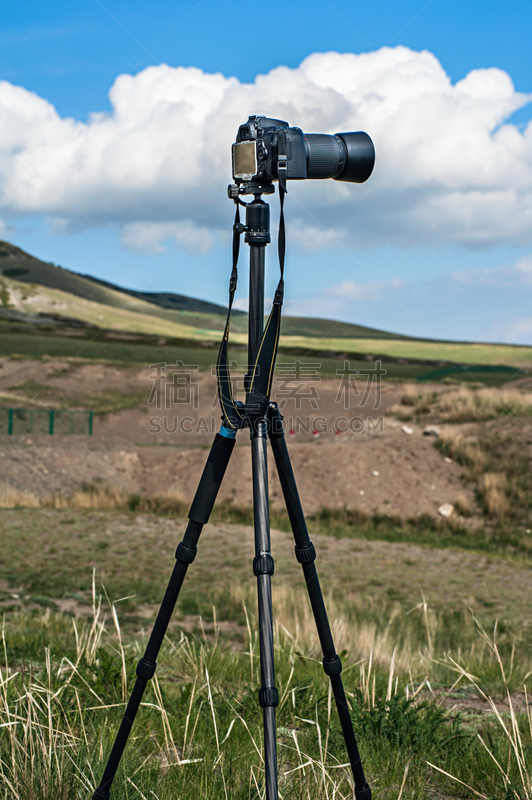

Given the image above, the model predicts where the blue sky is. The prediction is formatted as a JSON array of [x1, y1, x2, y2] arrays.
[[1, 0, 532, 343]]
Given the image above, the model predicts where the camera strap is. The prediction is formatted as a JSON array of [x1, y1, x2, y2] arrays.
[[216, 201, 245, 430], [217, 188, 286, 431]]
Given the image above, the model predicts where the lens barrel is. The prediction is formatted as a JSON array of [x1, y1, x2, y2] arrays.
[[305, 131, 374, 183]]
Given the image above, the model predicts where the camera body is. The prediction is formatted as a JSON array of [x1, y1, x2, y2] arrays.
[[232, 115, 375, 185]]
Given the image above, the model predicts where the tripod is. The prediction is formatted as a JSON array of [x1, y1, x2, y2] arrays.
[[92, 182, 372, 800]]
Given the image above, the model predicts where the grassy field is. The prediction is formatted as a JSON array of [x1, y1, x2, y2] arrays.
[[1, 403, 531, 798], [1, 505, 532, 798], [2, 245, 532, 797], [0, 329, 528, 388], [282, 334, 532, 369], [0, 330, 222, 371]]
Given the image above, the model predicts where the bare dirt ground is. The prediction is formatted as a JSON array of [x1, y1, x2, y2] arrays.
[[0, 358, 481, 517]]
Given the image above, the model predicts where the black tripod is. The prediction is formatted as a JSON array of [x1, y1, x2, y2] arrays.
[[92, 182, 371, 800]]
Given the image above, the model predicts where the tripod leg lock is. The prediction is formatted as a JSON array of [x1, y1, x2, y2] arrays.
[[136, 658, 157, 681], [294, 542, 316, 563], [92, 791, 110, 799], [322, 655, 343, 677], [355, 784, 372, 800], [253, 553, 274, 576], [175, 542, 198, 564], [258, 686, 279, 707]]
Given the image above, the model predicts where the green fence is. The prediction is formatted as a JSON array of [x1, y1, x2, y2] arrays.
[[2, 409, 93, 436]]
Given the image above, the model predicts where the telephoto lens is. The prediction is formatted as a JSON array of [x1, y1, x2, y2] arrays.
[[305, 131, 375, 183]]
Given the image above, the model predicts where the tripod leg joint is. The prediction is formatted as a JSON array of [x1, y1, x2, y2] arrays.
[[322, 655, 342, 677], [92, 791, 110, 799], [355, 784, 372, 800], [253, 553, 274, 575], [294, 542, 316, 563], [258, 686, 279, 707], [136, 658, 157, 681], [175, 542, 197, 564]]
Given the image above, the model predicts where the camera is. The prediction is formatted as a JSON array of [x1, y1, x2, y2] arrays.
[[232, 115, 375, 185]]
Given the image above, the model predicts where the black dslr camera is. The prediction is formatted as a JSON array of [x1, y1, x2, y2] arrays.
[[232, 115, 375, 185]]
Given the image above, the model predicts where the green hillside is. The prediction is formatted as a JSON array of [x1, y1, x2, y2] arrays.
[[82, 273, 244, 316], [279, 316, 404, 339], [0, 238, 531, 380], [0, 241, 228, 331], [0, 240, 401, 340]]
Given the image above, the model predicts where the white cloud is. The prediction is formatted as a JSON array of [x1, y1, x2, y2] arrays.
[[290, 225, 349, 251], [283, 277, 407, 318], [120, 220, 214, 254], [0, 48, 531, 251], [452, 255, 532, 287], [0, 218, 14, 238], [233, 297, 249, 312], [500, 317, 532, 343]]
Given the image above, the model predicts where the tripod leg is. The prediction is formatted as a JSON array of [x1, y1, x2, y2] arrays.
[[251, 421, 279, 800], [92, 428, 237, 799], [267, 405, 371, 800]]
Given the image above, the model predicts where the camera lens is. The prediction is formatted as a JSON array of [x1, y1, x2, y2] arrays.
[[334, 132, 375, 183], [305, 134, 345, 179], [305, 131, 374, 183]]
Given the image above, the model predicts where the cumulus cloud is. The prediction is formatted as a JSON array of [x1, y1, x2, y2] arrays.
[[502, 317, 532, 342], [120, 220, 214, 254], [0, 47, 531, 251], [289, 224, 349, 251], [0, 218, 14, 238], [452, 255, 532, 287], [283, 277, 407, 318]]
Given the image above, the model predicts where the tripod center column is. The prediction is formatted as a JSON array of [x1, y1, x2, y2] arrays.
[[245, 200, 270, 370], [245, 192, 279, 800]]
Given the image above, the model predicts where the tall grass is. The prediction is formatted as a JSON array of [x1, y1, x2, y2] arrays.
[[391, 385, 532, 423], [0, 486, 188, 512], [435, 427, 532, 529], [0, 578, 531, 799], [438, 387, 532, 423]]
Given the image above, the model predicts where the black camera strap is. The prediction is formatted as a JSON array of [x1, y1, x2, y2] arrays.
[[217, 188, 285, 430], [216, 201, 245, 430]]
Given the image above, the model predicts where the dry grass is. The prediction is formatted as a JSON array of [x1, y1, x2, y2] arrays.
[[481, 473, 509, 519], [437, 387, 532, 423], [454, 493, 472, 517], [0, 574, 107, 798], [435, 427, 530, 524], [436, 432, 512, 520], [47, 486, 131, 510], [391, 385, 532, 424], [1, 582, 530, 799], [0, 584, 414, 800], [266, 583, 436, 678], [0, 487, 40, 508], [434, 621, 532, 800], [400, 386, 420, 406], [437, 430, 488, 475], [0, 485, 187, 512]]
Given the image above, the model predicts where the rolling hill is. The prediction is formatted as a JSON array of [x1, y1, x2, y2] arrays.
[[0, 240, 401, 339], [0, 239, 531, 375]]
